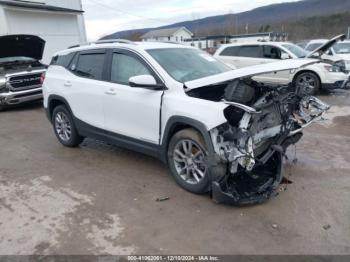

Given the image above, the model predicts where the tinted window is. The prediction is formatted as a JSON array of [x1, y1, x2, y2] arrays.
[[75, 53, 105, 80], [263, 45, 282, 59], [220, 46, 240, 56], [238, 46, 263, 58], [111, 53, 151, 85], [51, 52, 76, 67]]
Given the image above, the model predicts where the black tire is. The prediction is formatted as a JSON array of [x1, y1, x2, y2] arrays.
[[52, 105, 83, 147], [294, 72, 320, 95], [167, 128, 211, 194]]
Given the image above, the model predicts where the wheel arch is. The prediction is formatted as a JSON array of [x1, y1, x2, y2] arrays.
[[47, 95, 73, 122], [160, 116, 215, 164], [293, 69, 321, 85]]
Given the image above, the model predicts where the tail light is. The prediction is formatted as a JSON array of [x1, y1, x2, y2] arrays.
[[40, 72, 46, 85]]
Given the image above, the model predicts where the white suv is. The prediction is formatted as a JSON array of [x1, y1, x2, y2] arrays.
[[43, 40, 329, 205], [214, 36, 349, 95]]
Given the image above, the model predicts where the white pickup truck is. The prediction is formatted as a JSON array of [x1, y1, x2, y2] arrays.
[[0, 35, 46, 110]]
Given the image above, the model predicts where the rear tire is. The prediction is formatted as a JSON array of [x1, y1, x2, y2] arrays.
[[167, 129, 211, 194], [52, 105, 83, 147], [294, 72, 320, 95]]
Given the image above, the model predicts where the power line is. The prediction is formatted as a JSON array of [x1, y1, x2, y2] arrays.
[[85, 0, 168, 23]]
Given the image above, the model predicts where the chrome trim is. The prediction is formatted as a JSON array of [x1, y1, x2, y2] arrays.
[[223, 100, 261, 114], [0, 87, 43, 105]]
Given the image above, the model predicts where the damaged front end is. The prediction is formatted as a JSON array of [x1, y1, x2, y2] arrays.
[[187, 76, 330, 205]]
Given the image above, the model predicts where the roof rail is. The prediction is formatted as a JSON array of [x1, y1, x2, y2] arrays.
[[158, 41, 185, 45], [92, 39, 137, 45], [68, 39, 136, 49]]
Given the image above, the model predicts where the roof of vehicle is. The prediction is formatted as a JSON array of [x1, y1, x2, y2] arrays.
[[218, 41, 295, 49], [306, 39, 328, 45], [55, 40, 194, 56]]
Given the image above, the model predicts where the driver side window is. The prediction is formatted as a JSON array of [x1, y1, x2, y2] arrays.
[[111, 53, 151, 85], [263, 46, 283, 59]]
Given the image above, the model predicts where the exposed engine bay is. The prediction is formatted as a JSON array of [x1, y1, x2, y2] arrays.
[[187, 79, 330, 205]]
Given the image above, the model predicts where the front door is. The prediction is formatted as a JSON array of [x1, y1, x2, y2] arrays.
[[253, 45, 292, 85], [103, 50, 163, 144]]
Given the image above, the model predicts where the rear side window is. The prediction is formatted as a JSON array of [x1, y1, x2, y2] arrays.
[[220, 46, 240, 56], [50, 52, 76, 68], [75, 53, 105, 80], [111, 53, 151, 85], [238, 46, 263, 58]]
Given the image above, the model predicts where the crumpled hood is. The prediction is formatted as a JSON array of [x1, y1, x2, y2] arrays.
[[307, 34, 346, 58], [184, 58, 319, 90], [0, 35, 45, 61]]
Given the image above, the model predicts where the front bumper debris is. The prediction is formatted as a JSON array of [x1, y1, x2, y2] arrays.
[[210, 96, 330, 205]]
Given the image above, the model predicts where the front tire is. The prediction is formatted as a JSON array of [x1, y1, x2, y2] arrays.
[[167, 129, 211, 194], [294, 72, 320, 95], [52, 105, 83, 147]]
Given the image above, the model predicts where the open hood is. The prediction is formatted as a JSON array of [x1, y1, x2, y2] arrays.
[[306, 34, 346, 58], [0, 35, 45, 61], [185, 58, 319, 90]]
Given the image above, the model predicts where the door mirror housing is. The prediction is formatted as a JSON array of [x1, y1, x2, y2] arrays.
[[129, 75, 165, 90], [281, 53, 290, 60]]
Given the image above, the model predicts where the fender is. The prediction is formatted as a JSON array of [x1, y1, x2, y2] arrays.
[[160, 116, 217, 163], [46, 95, 73, 122]]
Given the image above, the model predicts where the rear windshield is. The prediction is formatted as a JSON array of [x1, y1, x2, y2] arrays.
[[147, 48, 230, 83]]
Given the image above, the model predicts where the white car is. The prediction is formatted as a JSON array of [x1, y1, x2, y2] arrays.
[[43, 40, 329, 205], [214, 36, 349, 95], [305, 37, 350, 71]]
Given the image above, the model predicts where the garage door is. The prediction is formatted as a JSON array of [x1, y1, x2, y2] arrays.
[[5, 9, 84, 64]]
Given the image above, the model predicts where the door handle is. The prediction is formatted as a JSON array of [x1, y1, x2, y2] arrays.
[[105, 89, 116, 95], [64, 81, 72, 87]]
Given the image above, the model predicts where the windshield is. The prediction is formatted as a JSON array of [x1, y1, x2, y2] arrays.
[[305, 43, 324, 52], [282, 44, 308, 58], [0, 56, 36, 64], [147, 48, 230, 83], [333, 42, 350, 54]]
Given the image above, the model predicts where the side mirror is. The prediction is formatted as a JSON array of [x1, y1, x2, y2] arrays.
[[281, 53, 290, 60], [129, 75, 165, 90]]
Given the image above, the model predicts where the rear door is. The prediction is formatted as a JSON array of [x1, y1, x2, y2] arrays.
[[66, 49, 107, 129], [102, 49, 163, 144]]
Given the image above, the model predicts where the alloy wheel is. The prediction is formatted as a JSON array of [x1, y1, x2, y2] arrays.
[[173, 139, 207, 185], [54, 112, 72, 142], [297, 74, 317, 95]]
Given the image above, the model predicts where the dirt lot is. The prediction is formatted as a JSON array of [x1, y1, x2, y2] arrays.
[[0, 91, 350, 255]]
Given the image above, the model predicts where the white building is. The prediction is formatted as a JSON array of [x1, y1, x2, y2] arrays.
[[140, 27, 193, 43], [0, 0, 87, 64]]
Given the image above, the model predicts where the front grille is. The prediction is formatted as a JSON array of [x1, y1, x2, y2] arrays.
[[8, 73, 42, 91]]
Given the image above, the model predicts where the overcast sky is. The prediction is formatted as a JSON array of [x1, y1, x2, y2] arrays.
[[81, 0, 301, 41]]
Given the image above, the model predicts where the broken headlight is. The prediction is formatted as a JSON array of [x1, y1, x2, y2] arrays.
[[0, 77, 8, 93], [324, 64, 342, 73]]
